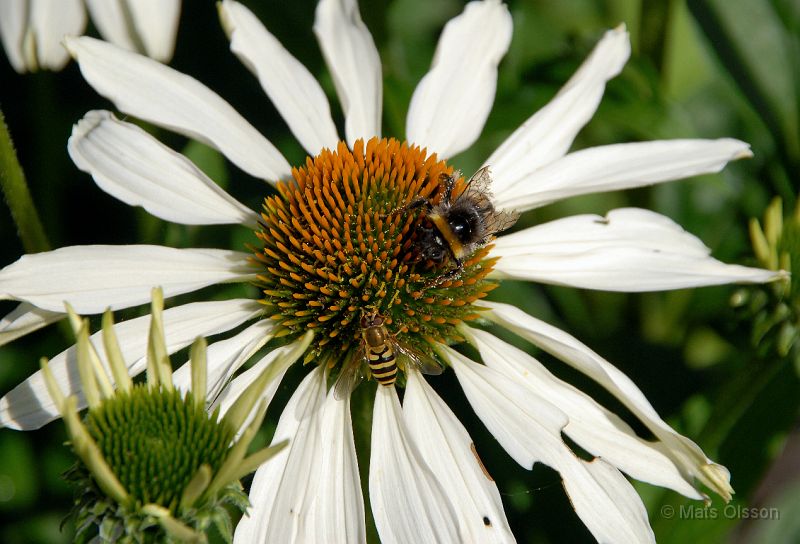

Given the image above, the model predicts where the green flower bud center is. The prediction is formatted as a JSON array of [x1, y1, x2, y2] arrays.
[[84, 386, 234, 511]]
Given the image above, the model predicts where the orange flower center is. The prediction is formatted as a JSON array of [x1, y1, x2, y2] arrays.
[[253, 138, 498, 376]]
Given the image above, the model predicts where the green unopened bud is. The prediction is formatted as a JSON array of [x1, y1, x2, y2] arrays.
[[45, 288, 286, 543], [101, 308, 133, 393], [749, 218, 772, 268], [777, 321, 797, 357], [764, 197, 783, 248]]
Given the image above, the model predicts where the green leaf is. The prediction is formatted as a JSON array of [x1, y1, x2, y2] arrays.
[[0, 432, 37, 510], [0, 108, 50, 253], [688, 0, 800, 167], [662, 0, 715, 99], [181, 140, 229, 188]]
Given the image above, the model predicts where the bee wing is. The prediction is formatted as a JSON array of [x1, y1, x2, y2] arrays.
[[456, 166, 495, 207], [394, 341, 443, 376], [481, 207, 520, 241], [333, 346, 368, 400]]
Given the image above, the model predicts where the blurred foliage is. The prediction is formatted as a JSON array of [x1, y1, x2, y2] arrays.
[[1, 0, 799, 543]]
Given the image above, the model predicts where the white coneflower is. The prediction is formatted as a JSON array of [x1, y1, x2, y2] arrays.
[[0, 1, 785, 542], [40, 288, 301, 542], [0, 0, 181, 73]]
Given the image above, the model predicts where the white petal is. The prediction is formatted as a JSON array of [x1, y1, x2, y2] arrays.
[[313, 0, 381, 145], [443, 345, 568, 469], [481, 300, 735, 501], [128, 0, 181, 62], [212, 335, 311, 440], [30, 0, 86, 71], [236, 366, 365, 544], [211, 342, 292, 419], [302, 389, 366, 543], [128, 0, 180, 61], [490, 208, 783, 291], [235, 368, 325, 542], [84, 0, 136, 52], [404, 371, 515, 543], [406, 0, 512, 159], [369, 385, 461, 544], [220, 0, 339, 156], [172, 319, 275, 401], [559, 458, 655, 544], [494, 139, 754, 210], [0, 298, 262, 430], [0, 302, 64, 347], [444, 346, 654, 543], [487, 25, 630, 197], [463, 325, 703, 499], [0, 0, 28, 72], [0, 245, 255, 313], [68, 110, 257, 227], [85, 0, 181, 60], [65, 36, 292, 182]]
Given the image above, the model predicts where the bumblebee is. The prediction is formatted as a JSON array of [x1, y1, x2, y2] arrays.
[[333, 311, 442, 399], [394, 166, 519, 284]]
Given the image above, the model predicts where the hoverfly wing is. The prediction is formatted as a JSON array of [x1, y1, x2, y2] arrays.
[[394, 341, 443, 376], [414, 357, 444, 376], [333, 347, 368, 400]]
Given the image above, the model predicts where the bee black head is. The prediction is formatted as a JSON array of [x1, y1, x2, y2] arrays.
[[416, 225, 448, 263]]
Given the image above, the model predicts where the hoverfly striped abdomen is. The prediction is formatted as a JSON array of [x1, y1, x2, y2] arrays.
[[362, 314, 398, 386], [333, 310, 444, 400], [366, 342, 398, 385]]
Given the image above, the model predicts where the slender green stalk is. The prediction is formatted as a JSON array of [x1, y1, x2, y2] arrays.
[[351, 384, 378, 543], [0, 107, 50, 253]]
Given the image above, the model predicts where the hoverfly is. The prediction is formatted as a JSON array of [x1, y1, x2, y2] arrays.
[[333, 311, 442, 399]]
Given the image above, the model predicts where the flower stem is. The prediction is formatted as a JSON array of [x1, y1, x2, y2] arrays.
[[0, 107, 50, 253], [351, 385, 379, 543]]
